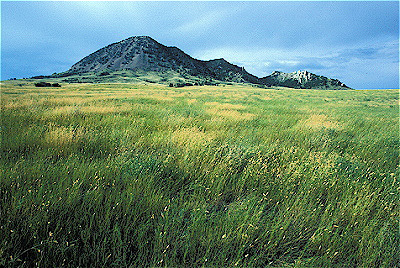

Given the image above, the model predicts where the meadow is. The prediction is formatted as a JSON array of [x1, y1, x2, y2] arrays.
[[1, 81, 398, 267]]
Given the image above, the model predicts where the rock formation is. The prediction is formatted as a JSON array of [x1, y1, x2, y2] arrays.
[[260, 70, 351, 90]]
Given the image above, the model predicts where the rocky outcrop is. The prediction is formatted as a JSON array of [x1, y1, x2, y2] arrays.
[[260, 70, 351, 90]]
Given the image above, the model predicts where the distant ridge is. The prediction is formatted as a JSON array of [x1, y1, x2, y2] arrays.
[[260, 70, 351, 90], [49, 36, 352, 89]]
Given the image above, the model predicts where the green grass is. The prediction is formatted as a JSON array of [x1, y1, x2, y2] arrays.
[[47, 69, 229, 86], [1, 81, 399, 267]]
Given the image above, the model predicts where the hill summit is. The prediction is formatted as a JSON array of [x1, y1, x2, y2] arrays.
[[49, 36, 351, 89]]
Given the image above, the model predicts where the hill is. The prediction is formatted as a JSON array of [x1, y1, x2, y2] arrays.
[[43, 36, 351, 89], [260, 70, 351, 90], [58, 36, 259, 85]]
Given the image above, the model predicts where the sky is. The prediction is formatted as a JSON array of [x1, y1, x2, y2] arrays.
[[1, 1, 399, 89]]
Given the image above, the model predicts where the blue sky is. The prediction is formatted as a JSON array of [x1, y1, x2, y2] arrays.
[[2, 1, 399, 89]]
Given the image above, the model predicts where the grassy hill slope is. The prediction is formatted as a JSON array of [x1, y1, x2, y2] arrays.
[[1, 81, 398, 267]]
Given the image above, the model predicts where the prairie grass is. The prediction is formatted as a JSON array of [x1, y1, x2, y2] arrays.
[[1, 81, 399, 267], [297, 114, 341, 130]]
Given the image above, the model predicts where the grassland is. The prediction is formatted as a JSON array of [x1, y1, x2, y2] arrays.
[[40, 69, 228, 86], [1, 81, 399, 267]]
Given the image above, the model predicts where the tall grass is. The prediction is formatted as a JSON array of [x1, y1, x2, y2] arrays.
[[1, 81, 399, 267]]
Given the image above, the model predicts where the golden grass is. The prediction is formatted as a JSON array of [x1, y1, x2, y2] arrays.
[[43, 103, 133, 116], [44, 125, 85, 147], [299, 114, 341, 130], [204, 101, 254, 121], [2, 98, 35, 109], [47, 106, 78, 115], [206, 108, 255, 121], [171, 127, 215, 148], [187, 99, 198, 104], [205, 102, 246, 110], [43, 97, 91, 105]]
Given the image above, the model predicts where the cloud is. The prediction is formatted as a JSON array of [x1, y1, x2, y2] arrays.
[[173, 7, 239, 36], [331, 39, 399, 63], [175, 11, 220, 34], [277, 60, 301, 67]]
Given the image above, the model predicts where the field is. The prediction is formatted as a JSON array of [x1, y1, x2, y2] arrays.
[[1, 81, 399, 267]]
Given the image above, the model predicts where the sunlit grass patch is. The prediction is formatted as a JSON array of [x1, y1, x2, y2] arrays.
[[43, 102, 134, 116], [42, 96, 91, 106], [171, 126, 215, 148], [205, 102, 247, 110], [2, 97, 35, 109], [204, 101, 254, 121], [206, 108, 255, 121], [187, 98, 198, 104], [44, 125, 85, 148], [47, 105, 78, 115], [260, 95, 272, 101], [298, 114, 342, 130]]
